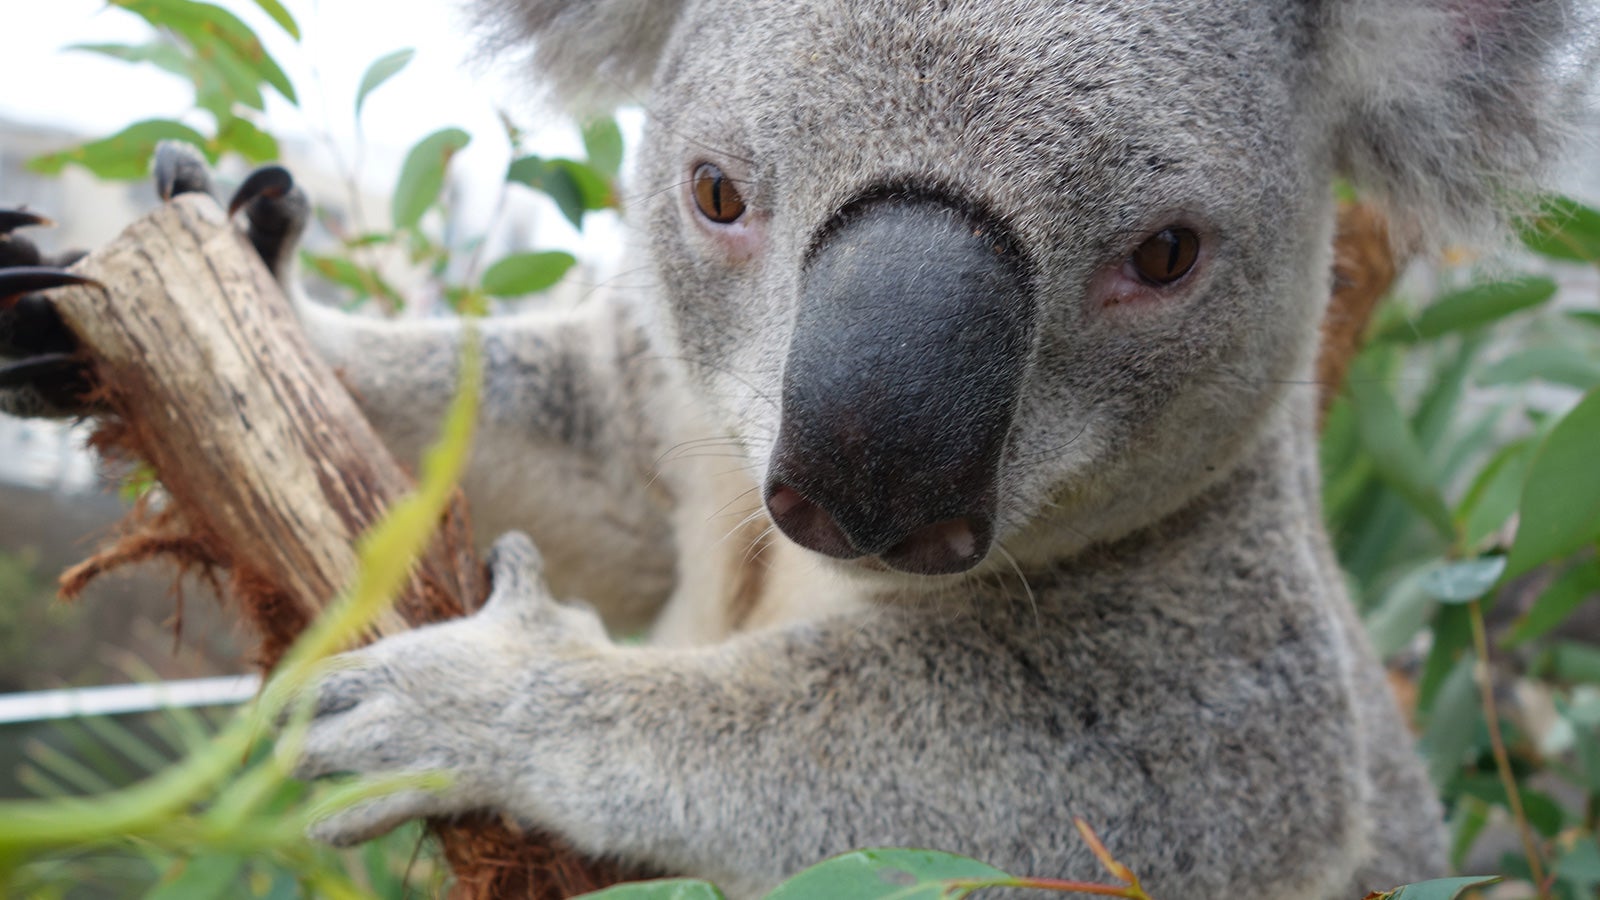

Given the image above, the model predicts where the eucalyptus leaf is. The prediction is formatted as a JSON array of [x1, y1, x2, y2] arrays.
[[111, 0, 298, 104], [1421, 557, 1506, 604], [356, 49, 415, 121], [582, 117, 626, 178], [1345, 358, 1456, 543], [1478, 345, 1600, 391], [765, 849, 1009, 900], [480, 251, 577, 298], [578, 879, 727, 899], [1505, 387, 1600, 580], [1378, 875, 1502, 900], [1456, 438, 1534, 550], [392, 127, 471, 231], [1376, 277, 1557, 344], [146, 854, 246, 900], [28, 120, 210, 181], [1420, 653, 1480, 788], [1507, 562, 1600, 647], [249, 0, 300, 39], [1520, 195, 1600, 262]]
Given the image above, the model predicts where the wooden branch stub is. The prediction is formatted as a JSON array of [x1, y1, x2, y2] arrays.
[[52, 193, 477, 640]]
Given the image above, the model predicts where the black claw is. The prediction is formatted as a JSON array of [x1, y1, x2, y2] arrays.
[[153, 141, 214, 201], [0, 267, 100, 309], [229, 166, 295, 217], [0, 353, 81, 390], [0, 209, 53, 236]]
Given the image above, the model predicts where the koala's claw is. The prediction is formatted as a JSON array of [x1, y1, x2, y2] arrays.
[[0, 209, 53, 236], [0, 267, 99, 309], [0, 353, 83, 390], [229, 165, 295, 217], [152, 141, 215, 201]]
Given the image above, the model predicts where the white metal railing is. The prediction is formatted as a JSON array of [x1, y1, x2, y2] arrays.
[[0, 675, 262, 725]]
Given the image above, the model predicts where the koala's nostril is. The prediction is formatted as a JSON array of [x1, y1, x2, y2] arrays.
[[881, 517, 989, 575], [765, 484, 858, 560]]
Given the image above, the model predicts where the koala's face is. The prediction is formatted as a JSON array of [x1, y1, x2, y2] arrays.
[[637, 0, 1332, 578]]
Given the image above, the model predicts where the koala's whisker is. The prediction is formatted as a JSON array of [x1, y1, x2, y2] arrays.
[[1013, 420, 1091, 466], [624, 99, 758, 167], [992, 542, 1042, 631], [655, 435, 746, 467], [641, 353, 782, 412]]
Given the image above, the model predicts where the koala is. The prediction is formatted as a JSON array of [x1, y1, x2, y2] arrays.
[[2, 1, 1593, 896]]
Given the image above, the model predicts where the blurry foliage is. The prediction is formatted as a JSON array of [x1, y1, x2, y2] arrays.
[[0, 549, 82, 692], [28, 0, 620, 316], [11, 0, 1600, 898], [1324, 199, 1600, 898]]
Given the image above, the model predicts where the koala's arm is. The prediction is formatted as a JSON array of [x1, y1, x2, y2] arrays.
[[297, 534, 1367, 899], [297, 298, 678, 623]]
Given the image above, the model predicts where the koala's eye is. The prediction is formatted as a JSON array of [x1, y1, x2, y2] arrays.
[[692, 163, 746, 224], [1129, 228, 1200, 286]]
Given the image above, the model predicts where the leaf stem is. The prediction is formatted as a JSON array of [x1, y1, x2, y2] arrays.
[[1466, 598, 1547, 898]]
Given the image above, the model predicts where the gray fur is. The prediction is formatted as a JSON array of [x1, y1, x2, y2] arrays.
[[10, 0, 1595, 896]]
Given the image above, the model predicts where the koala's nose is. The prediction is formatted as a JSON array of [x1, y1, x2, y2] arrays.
[[764, 191, 1034, 576]]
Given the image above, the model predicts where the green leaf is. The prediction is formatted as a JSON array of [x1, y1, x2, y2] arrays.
[[1375, 277, 1558, 344], [68, 40, 191, 81], [1420, 653, 1480, 788], [1418, 604, 1472, 712], [1346, 359, 1456, 543], [248, 0, 300, 40], [1377, 875, 1501, 899], [212, 116, 278, 164], [1507, 561, 1600, 647], [392, 127, 471, 231], [1446, 797, 1490, 871], [480, 251, 577, 298], [146, 853, 246, 900], [1519, 195, 1600, 263], [1535, 642, 1600, 684], [28, 120, 210, 181], [1453, 775, 1567, 837], [111, 0, 298, 105], [507, 156, 615, 228], [1420, 557, 1505, 604], [356, 49, 415, 121], [1364, 564, 1438, 657], [1477, 345, 1600, 391], [766, 849, 1009, 900], [578, 879, 727, 899], [1555, 837, 1600, 891], [1505, 387, 1600, 580], [301, 253, 403, 309], [581, 117, 625, 178], [1456, 438, 1535, 550]]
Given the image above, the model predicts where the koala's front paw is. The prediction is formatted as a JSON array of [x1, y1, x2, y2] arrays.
[[0, 212, 98, 418], [293, 531, 610, 846]]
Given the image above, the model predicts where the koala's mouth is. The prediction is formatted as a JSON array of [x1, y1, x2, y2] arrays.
[[758, 188, 1033, 577]]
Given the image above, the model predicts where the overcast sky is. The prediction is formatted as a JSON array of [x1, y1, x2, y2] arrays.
[[4, 0, 632, 260]]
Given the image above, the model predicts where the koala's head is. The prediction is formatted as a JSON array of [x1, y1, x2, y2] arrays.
[[482, 0, 1592, 578]]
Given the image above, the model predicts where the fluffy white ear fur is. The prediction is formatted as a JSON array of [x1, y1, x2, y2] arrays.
[[467, 0, 689, 111], [1317, 0, 1599, 244]]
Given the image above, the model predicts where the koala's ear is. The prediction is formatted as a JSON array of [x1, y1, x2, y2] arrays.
[[469, 0, 689, 109], [1315, 0, 1597, 243]]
